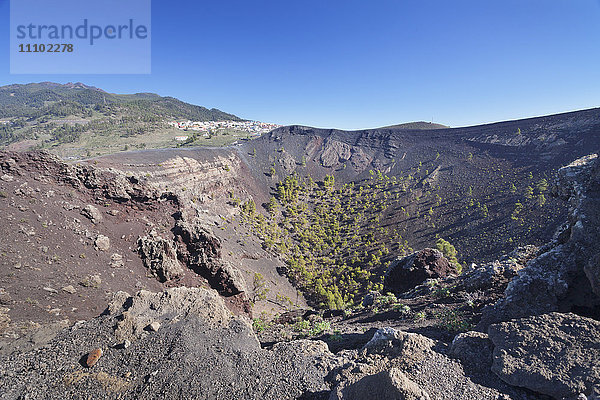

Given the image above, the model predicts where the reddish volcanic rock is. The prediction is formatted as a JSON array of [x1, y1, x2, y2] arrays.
[[384, 248, 456, 294]]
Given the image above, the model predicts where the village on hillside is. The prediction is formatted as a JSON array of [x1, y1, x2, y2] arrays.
[[168, 120, 282, 137]]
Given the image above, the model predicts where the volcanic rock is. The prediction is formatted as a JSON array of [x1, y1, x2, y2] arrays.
[[362, 291, 381, 307], [0, 287, 336, 399], [384, 249, 456, 294], [174, 219, 247, 296], [62, 285, 77, 294], [146, 321, 161, 332], [94, 235, 110, 251], [320, 139, 352, 168], [137, 231, 184, 282], [0, 289, 11, 305], [109, 287, 235, 342], [458, 246, 536, 292], [449, 331, 493, 375], [85, 348, 103, 368], [488, 312, 600, 399], [330, 367, 430, 400], [480, 154, 600, 328], [81, 205, 103, 224]]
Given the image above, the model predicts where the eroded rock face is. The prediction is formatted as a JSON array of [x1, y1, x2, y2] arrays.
[[321, 139, 352, 168], [69, 164, 163, 203], [385, 249, 456, 295], [174, 219, 247, 297], [480, 154, 600, 328], [137, 231, 184, 282], [488, 312, 600, 399], [458, 246, 537, 292]]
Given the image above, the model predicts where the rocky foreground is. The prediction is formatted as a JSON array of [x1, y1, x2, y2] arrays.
[[0, 153, 599, 399]]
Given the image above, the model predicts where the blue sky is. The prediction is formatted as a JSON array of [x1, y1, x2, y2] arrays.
[[1, 0, 600, 129]]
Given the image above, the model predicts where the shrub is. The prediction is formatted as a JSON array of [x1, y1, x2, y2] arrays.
[[393, 303, 411, 315], [435, 238, 460, 271], [376, 292, 397, 306], [309, 321, 330, 336], [435, 287, 450, 298], [293, 320, 311, 332], [413, 311, 426, 321], [252, 318, 270, 333], [435, 310, 473, 333], [251, 273, 269, 304]]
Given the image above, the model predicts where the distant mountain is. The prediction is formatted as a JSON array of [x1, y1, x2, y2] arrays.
[[0, 82, 241, 121], [382, 121, 449, 130], [0, 82, 252, 158]]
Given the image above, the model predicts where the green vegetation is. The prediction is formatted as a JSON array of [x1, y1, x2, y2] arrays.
[[292, 319, 331, 337], [252, 317, 271, 333], [251, 272, 269, 305], [237, 170, 434, 309], [234, 148, 557, 309], [435, 309, 473, 333], [25, 297, 40, 306], [413, 311, 426, 321], [436, 238, 460, 271], [0, 83, 241, 120], [0, 82, 246, 157]]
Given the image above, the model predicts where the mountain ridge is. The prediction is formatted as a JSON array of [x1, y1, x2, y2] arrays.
[[0, 82, 242, 121]]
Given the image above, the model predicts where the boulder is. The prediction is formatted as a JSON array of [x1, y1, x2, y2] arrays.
[[62, 285, 77, 294], [330, 368, 430, 400], [488, 312, 600, 399], [362, 291, 381, 307], [108, 287, 236, 342], [385, 249, 456, 294], [94, 234, 110, 251], [137, 231, 184, 282], [214, 261, 247, 296], [146, 321, 161, 332], [80, 274, 102, 288], [110, 253, 124, 268], [449, 331, 493, 374], [81, 204, 103, 224], [362, 327, 435, 365]]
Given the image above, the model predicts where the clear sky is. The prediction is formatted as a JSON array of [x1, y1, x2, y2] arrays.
[[0, 0, 600, 130]]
